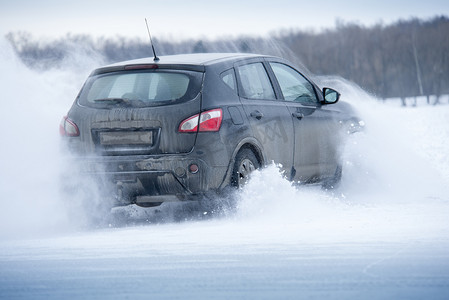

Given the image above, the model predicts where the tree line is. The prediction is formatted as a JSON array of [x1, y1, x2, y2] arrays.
[[6, 16, 449, 103]]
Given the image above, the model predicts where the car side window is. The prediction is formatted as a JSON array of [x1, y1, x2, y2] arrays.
[[270, 62, 318, 105], [237, 63, 276, 100], [221, 69, 237, 91]]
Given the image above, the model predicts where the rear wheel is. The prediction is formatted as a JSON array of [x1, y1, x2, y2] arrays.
[[231, 148, 260, 189], [198, 148, 260, 215]]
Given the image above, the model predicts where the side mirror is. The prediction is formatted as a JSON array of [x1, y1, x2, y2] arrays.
[[322, 88, 340, 105]]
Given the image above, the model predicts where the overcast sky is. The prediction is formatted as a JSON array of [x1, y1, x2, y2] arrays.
[[1, 0, 448, 40]]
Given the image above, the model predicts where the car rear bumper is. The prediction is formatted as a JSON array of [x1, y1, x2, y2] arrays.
[[72, 153, 228, 206]]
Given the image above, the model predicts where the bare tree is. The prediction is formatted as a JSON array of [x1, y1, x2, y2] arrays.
[[5, 16, 449, 102]]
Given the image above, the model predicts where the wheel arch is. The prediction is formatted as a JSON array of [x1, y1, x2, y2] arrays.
[[219, 137, 265, 189], [233, 137, 265, 168], [237, 143, 264, 167]]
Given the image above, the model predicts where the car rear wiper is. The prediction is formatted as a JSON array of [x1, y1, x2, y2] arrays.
[[93, 98, 131, 104]]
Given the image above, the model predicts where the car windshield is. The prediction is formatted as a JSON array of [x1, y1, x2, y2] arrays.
[[78, 69, 203, 107]]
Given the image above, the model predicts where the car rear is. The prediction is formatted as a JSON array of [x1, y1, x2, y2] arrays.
[[60, 60, 226, 206]]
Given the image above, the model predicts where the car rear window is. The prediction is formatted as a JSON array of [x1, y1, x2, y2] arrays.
[[77, 69, 203, 107]]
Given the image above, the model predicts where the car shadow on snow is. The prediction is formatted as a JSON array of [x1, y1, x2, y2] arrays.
[[101, 193, 240, 228]]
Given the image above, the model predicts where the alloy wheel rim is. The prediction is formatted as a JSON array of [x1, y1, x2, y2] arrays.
[[238, 158, 255, 187]]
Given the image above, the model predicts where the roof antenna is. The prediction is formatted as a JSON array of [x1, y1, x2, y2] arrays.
[[145, 18, 159, 61]]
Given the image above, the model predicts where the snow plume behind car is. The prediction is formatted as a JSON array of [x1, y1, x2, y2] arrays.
[[0, 36, 448, 243], [0, 38, 105, 237]]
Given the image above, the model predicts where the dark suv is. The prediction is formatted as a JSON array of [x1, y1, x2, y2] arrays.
[[60, 53, 356, 207]]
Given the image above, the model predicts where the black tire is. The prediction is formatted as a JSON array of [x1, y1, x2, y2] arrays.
[[230, 148, 260, 189], [322, 164, 342, 190]]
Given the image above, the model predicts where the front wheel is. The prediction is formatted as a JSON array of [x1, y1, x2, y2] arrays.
[[322, 165, 342, 190], [231, 148, 260, 189]]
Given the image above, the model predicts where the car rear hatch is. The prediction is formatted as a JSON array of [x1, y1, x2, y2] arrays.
[[75, 64, 204, 156]]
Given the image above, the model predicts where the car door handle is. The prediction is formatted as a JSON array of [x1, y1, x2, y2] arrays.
[[292, 112, 304, 119], [250, 110, 264, 120]]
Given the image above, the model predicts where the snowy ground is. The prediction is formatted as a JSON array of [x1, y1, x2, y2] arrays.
[[1, 39, 449, 299]]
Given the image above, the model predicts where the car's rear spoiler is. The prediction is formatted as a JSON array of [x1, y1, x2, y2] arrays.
[[92, 64, 206, 75]]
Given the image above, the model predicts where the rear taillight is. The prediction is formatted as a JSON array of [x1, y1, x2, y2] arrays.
[[179, 109, 223, 133], [59, 116, 80, 137]]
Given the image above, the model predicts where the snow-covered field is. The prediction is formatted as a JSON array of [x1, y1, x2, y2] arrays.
[[1, 39, 449, 299]]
